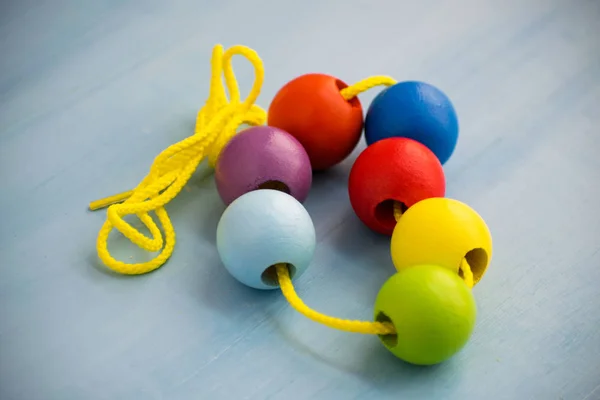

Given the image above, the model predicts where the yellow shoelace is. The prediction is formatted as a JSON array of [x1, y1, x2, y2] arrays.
[[89, 44, 267, 275], [90, 44, 395, 275]]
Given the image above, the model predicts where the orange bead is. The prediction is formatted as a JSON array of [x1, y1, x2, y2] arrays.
[[267, 73, 364, 171]]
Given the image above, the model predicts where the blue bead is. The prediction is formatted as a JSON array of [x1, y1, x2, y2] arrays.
[[216, 189, 316, 290], [364, 81, 459, 165]]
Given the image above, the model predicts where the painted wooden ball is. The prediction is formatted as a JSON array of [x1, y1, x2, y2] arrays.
[[348, 137, 445, 236], [390, 197, 493, 286], [374, 264, 477, 365], [215, 126, 312, 205], [267, 73, 364, 170], [364, 81, 459, 165], [216, 189, 316, 290]]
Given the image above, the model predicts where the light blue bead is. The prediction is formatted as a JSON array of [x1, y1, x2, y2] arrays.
[[216, 189, 316, 290]]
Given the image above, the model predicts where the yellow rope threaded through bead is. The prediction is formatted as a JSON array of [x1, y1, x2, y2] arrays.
[[339, 76, 398, 100], [392, 201, 405, 222], [89, 44, 267, 275], [275, 264, 396, 335], [459, 259, 474, 288]]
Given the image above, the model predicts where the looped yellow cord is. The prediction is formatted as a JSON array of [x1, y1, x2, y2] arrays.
[[276, 264, 396, 335], [89, 44, 267, 275]]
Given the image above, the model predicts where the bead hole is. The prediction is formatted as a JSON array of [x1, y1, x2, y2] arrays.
[[458, 248, 489, 282], [374, 199, 407, 231], [257, 180, 290, 194], [261, 263, 296, 287], [375, 311, 398, 348], [335, 79, 361, 108]]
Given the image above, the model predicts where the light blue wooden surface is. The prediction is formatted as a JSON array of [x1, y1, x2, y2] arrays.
[[1, 0, 599, 399]]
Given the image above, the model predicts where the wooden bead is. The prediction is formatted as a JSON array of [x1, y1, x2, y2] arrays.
[[216, 189, 316, 290], [374, 265, 477, 365], [364, 81, 459, 165], [348, 137, 445, 236], [390, 198, 493, 286], [215, 126, 312, 205], [267, 73, 364, 171]]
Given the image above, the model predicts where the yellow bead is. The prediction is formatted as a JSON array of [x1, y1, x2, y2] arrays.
[[390, 198, 492, 286]]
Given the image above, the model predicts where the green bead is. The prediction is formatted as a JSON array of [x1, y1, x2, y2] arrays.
[[373, 264, 477, 365]]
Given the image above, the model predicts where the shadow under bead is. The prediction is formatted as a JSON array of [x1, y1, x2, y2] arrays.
[[216, 189, 316, 290], [215, 126, 312, 205]]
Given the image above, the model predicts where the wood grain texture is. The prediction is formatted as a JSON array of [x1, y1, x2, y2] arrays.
[[1, 0, 599, 399]]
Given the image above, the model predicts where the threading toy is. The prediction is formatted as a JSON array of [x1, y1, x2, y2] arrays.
[[90, 44, 493, 366]]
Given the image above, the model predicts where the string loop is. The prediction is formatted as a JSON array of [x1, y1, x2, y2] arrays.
[[90, 44, 267, 275]]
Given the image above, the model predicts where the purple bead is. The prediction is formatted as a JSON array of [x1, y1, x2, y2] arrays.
[[215, 126, 312, 205]]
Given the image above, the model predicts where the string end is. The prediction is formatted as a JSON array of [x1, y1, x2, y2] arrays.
[[89, 190, 133, 211]]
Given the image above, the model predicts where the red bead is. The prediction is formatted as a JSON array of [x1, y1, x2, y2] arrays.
[[348, 137, 446, 235], [267, 73, 364, 171]]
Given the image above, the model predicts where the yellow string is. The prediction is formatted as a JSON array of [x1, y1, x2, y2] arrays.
[[393, 201, 405, 221], [89, 190, 134, 211], [276, 264, 396, 335], [270, 78, 401, 335], [89, 44, 267, 275], [339, 76, 398, 100], [459, 259, 474, 288]]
